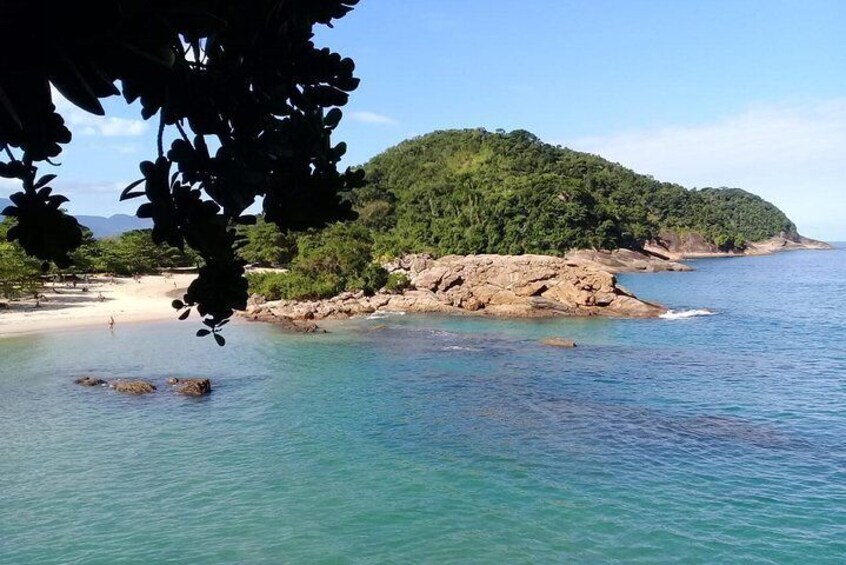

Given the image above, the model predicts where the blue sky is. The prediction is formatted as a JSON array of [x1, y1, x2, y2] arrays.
[[3, 0, 844, 239]]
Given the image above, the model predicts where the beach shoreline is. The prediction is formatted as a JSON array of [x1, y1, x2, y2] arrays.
[[0, 274, 196, 338]]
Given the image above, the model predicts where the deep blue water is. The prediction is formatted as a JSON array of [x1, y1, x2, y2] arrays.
[[1, 246, 845, 563]]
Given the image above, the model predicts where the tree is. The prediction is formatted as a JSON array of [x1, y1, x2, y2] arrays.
[[0, 219, 41, 300], [237, 217, 297, 267], [0, 0, 363, 343], [96, 230, 200, 275]]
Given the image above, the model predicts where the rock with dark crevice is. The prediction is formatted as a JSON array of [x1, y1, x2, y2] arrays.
[[75, 376, 107, 387], [175, 378, 212, 396]]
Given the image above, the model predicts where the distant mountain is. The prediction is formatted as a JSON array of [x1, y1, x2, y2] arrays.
[[0, 197, 150, 238], [74, 214, 152, 238]]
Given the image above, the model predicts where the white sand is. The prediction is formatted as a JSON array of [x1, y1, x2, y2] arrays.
[[0, 274, 197, 337]]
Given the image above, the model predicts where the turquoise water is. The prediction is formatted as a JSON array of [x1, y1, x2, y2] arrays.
[[2, 247, 845, 563]]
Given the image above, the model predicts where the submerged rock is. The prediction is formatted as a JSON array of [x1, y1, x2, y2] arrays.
[[541, 337, 577, 348], [75, 376, 106, 387], [111, 380, 157, 395]]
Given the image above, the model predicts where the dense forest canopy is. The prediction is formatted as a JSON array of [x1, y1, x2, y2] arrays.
[[353, 129, 797, 256]]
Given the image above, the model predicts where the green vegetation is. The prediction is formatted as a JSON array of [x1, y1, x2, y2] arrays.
[[56, 228, 199, 277], [0, 219, 41, 299], [246, 224, 388, 301], [91, 231, 200, 276], [236, 217, 297, 267], [385, 272, 411, 294], [241, 128, 800, 301], [354, 129, 797, 255]]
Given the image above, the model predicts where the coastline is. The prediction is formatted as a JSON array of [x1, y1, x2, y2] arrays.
[[0, 237, 831, 338], [0, 274, 195, 338], [245, 235, 832, 330]]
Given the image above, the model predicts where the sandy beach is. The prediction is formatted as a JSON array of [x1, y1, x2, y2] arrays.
[[0, 274, 197, 337]]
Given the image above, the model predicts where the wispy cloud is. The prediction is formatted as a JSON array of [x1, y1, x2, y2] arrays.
[[559, 99, 846, 239], [52, 89, 148, 137], [347, 111, 399, 125]]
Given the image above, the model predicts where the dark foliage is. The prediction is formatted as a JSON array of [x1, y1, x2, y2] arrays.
[[0, 0, 363, 341]]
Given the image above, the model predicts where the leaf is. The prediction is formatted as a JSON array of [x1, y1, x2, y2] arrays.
[[120, 179, 145, 201], [34, 174, 58, 189], [0, 85, 23, 129], [50, 55, 106, 116], [172, 299, 185, 309], [325, 108, 343, 129], [196, 329, 211, 337], [178, 308, 191, 321], [213, 333, 226, 347]]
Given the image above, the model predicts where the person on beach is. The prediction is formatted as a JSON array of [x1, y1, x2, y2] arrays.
[[108, 316, 115, 331]]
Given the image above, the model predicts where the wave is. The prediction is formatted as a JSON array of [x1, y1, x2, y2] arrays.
[[660, 309, 716, 320], [366, 311, 407, 320]]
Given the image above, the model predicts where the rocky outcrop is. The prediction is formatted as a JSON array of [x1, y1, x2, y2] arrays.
[[243, 306, 327, 333], [245, 254, 666, 326], [645, 231, 832, 260], [563, 248, 691, 273], [111, 380, 157, 395], [171, 378, 212, 396], [541, 337, 577, 348]]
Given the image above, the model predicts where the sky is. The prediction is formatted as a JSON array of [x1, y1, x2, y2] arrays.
[[3, 0, 844, 239]]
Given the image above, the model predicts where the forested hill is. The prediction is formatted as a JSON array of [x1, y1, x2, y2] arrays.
[[353, 128, 798, 256]]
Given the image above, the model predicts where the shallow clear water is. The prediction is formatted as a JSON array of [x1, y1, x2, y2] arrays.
[[2, 247, 845, 563]]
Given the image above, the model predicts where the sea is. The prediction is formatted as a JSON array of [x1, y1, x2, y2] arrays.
[[1, 245, 844, 563]]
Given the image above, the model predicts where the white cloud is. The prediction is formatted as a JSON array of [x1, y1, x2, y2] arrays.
[[347, 111, 399, 125], [560, 99, 846, 240], [52, 89, 148, 137]]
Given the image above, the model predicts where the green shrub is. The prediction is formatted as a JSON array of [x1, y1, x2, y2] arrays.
[[247, 271, 343, 301], [385, 272, 411, 293], [345, 263, 388, 296]]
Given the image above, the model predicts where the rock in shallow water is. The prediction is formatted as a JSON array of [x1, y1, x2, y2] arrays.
[[541, 337, 577, 348], [111, 380, 157, 395], [174, 378, 212, 396], [74, 376, 106, 387]]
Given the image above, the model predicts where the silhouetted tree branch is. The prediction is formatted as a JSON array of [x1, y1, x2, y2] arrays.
[[0, 0, 363, 343]]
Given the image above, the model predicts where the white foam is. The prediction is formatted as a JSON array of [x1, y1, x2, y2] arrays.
[[659, 309, 716, 320], [366, 311, 407, 320]]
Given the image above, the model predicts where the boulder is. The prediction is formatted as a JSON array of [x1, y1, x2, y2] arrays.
[[75, 376, 106, 387], [176, 378, 212, 396], [112, 380, 157, 395], [541, 337, 577, 348]]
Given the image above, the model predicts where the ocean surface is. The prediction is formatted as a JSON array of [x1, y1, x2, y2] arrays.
[[1, 246, 845, 563]]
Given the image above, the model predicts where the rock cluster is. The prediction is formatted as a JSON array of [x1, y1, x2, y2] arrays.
[[245, 254, 666, 327], [75, 377, 212, 396]]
